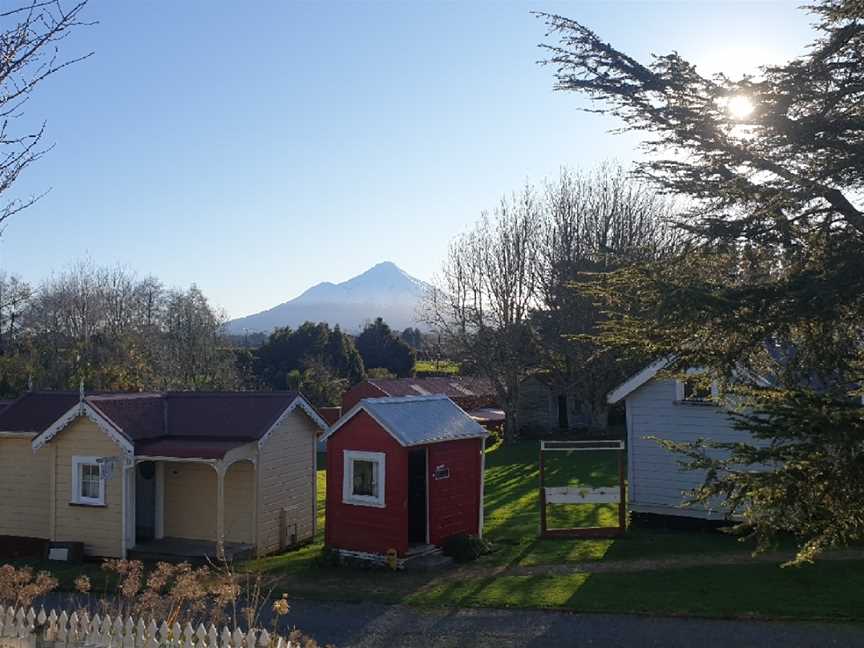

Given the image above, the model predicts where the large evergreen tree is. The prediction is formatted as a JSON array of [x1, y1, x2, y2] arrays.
[[539, 0, 864, 562], [355, 317, 415, 378], [255, 321, 365, 392]]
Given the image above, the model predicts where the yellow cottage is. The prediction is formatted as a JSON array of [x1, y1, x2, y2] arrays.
[[0, 391, 327, 560]]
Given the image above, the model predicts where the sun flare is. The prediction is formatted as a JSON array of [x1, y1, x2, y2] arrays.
[[727, 95, 755, 120]]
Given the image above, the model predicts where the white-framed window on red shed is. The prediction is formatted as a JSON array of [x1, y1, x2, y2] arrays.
[[342, 450, 386, 508]]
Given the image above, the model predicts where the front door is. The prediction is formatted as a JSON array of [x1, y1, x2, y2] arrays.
[[135, 461, 157, 543], [407, 448, 427, 544]]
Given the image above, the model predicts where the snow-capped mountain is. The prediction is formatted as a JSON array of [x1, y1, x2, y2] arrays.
[[225, 262, 432, 334]]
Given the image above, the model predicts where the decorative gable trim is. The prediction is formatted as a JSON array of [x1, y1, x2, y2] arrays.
[[257, 394, 329, 448], [32, 401, 134, 455]]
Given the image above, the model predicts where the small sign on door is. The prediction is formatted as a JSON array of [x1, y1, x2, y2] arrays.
[[433, 464, 450, 480]]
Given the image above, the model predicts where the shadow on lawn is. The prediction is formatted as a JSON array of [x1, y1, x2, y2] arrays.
[[480, 441, 624, 568]]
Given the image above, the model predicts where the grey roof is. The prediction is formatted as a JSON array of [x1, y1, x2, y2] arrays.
[[326, 395, 489, 447]]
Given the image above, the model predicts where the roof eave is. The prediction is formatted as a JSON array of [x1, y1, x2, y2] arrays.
[[607, 357, 673, 404]]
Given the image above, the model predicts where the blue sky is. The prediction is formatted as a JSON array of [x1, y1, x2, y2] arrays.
[[1, 1, 813, 319]]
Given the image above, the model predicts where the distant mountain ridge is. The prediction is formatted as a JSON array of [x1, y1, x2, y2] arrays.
[[225, 262, 432, 334]]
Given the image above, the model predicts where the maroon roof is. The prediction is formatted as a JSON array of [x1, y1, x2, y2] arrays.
[[0, 390, 311, 459], [163, 392, 299, 441], [0, 392, 80, 433], [88, 394, 164, 441], [367, 376, 494, 399]]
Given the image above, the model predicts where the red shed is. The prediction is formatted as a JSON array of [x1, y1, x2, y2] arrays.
[[322, 395, 488, 560]]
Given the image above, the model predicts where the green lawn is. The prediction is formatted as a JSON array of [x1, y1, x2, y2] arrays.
[[406, 560, 864, 620], [479, 441, 756, 567], [414, 360, 460, 376], [241, 441, 864, 621]]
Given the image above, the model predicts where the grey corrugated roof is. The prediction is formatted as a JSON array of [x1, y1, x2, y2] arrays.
[[329, 395, 489, 447]]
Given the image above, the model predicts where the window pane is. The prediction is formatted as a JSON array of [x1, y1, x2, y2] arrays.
[[683, 380, 711, 401], [352, 460, 376, 497], [80, 464, 101, 499]]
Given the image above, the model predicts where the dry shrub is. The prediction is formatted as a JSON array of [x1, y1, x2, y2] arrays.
[[0, 564, 58, 608], [98, 560, 242, 626], [97, 559, 301, 632], [1, 560, 332, 647]]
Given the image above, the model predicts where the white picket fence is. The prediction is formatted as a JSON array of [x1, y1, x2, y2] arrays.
[[0, 607, 299, 648]]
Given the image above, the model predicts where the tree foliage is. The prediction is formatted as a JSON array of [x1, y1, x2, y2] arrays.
[[428, 166, 676, 439], [254, 321, 364, 401], [534, 164, 680, 429], [538, 0, 864, 561], [426, 186, 541, 443], [399, 327, 425, 351], [355, 317, 415, 378], [0, 261, 239, 394]]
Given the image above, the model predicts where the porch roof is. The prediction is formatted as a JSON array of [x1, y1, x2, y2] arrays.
[[133, 437, 253, 460]]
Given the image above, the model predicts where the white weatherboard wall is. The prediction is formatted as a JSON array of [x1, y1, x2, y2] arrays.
[[626, 378, 748, 519]]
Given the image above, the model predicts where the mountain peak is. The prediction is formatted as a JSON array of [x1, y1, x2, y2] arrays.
[[226, 262, 431, 334], [360, 261, 406, 277]]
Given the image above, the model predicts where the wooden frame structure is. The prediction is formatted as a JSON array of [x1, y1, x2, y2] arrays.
[[539, 439, 627, 539]]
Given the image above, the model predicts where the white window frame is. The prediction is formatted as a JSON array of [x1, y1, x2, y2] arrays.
[[675, 377, 719, 404], [342, 450, 386, 508], [71, 456, 106, 506]]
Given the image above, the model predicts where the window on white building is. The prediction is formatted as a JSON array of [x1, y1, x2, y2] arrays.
[[676, 375, 719, 404]]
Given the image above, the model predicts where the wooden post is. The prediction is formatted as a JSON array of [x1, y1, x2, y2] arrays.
[[215, 465, 226, 560], [618, 445, 627, 532], [539, 442, 547, 537], [250, 458, 258, 553]]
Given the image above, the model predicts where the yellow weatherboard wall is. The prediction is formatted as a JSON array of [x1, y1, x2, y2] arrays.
[[164, 462, 217, 540], [225, 460, 254, 544], [162, 460, 255, 544], [0, 438, 50, 539], [50, 417, 124, 558]]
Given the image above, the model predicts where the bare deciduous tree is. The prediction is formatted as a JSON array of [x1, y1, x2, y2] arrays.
[[17, 261, 239, 392], [427, 165, 679, 440], [0, 1, 93, 228], [536, 164, 681, 430], [426, 186, 542, 444]]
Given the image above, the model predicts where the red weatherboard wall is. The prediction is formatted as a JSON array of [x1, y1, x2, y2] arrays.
[[326, 409, 486, 557], [340, 382, 388, 411], [325, 410, 410, 555], [428, 438, 483, 545]]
